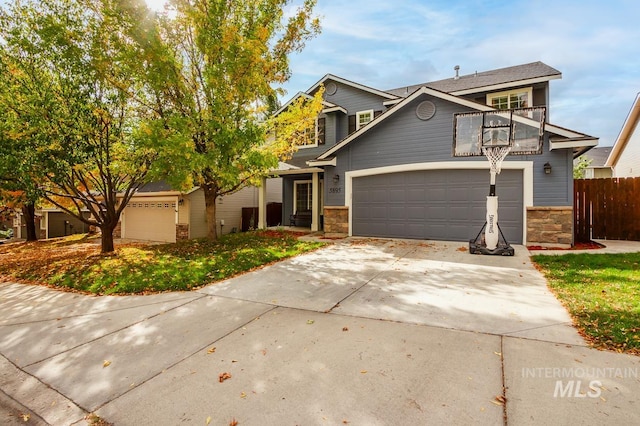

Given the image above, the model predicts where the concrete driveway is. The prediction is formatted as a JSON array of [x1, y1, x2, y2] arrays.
[[1, 238, 638, 425]]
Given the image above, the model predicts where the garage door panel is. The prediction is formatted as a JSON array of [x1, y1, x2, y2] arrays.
[[124, 200, 176, 243], [352, 169, 523, 243]]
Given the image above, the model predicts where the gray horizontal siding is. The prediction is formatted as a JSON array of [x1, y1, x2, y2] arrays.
[[331, 92, 573, 207]]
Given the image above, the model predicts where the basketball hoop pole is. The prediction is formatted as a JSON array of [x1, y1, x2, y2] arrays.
[[481, 146, 511, 253]]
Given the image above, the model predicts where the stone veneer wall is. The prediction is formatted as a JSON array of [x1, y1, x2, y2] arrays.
[[323, 206, 349, 234], [527, 206, 573, 246], [113, 221, 122, 239], [176, 224, 189, 241]]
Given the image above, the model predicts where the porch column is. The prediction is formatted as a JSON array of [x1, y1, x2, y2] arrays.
[[257, 176, 267, 229], [311, 172, 319, 232]]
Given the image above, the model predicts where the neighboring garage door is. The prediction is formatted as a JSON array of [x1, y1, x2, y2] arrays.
[[123, 200, 177, 242], [352, 169, 523, 243]]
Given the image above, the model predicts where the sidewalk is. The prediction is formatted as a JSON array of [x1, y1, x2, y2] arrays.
[[1, 239, 639, 425]]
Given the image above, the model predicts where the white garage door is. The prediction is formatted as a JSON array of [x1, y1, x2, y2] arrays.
[[123, 199, 177, 242]]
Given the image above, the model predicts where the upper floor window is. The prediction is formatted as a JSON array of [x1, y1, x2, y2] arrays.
[[297, 117, 326, 149], [487, 88, 532, 110], [356, 110, 374, 130]]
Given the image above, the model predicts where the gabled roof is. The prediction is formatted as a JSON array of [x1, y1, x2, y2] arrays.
[[307, 74, 400, 100], [274, 91, 348, 116], [386, 61, 562, 98], [576, 146, 612, 167], [605, 92, 640, 167], [313, 85, 597, 161]]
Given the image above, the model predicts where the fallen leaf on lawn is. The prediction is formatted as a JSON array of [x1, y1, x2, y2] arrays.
[[307, 320, 315, 324], [493, 352, 502, 357], [22, 413, 30, 421], [600, 396, 607, 402], [103, 360, 111, 368], [261, 349, 267, 356], [230, 418, 238, 426], [207, 347, 216, 354], [240, 392, 247, 398], [219, 372, 232, 383], [360, 370, 367, 374], [342, 327, 349, 331], [206, 416, 211, 425]]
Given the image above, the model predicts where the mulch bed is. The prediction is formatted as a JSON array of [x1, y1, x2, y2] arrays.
[[527, 241, 605, 251]]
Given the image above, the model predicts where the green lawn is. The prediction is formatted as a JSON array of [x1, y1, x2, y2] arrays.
[[0, 230, 324, 295], [532, 252, 640, 354]]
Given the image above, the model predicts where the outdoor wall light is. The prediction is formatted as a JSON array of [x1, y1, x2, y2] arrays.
[[544, 162, 552, 174], [178, 198, 185, 206], [333, 174, 340, 184]]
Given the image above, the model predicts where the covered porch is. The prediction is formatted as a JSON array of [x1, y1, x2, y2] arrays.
[[256, 167, 324, 232]]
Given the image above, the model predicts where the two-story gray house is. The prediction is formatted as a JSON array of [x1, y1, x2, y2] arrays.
[[255, 62, 598, 246]]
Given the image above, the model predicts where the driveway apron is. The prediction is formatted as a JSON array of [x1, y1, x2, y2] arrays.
[[1, 238, 638, 425]]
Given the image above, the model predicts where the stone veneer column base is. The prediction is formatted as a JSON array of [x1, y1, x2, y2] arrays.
[[176, 224, 189, 241], [526, 206, 573, 246], [323, 206, 349, 234]]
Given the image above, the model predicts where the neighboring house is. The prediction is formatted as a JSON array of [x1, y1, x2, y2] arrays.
[[256, 61, 598, 246], [574, 146, 613, 178], [117, 179, 282, 243], [605, 92, 640, 177], [12, 208, 89, 240], [38, 208, 91, 239]]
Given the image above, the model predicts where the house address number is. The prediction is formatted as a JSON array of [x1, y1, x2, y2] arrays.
[[329, 187, 341, 194]]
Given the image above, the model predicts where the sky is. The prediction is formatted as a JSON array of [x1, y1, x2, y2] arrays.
[[147, 0, 638, 146], [5, 0, 639, 146]]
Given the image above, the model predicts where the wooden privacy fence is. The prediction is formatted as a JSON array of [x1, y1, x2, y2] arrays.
[[574, 177, 640, 242]]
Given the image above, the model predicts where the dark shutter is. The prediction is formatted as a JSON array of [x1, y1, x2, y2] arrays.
[[317, 117, 325, 145], [348, 115, 356, 134]]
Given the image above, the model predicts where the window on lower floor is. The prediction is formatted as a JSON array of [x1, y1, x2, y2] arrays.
[[294, 180, 324, 213]]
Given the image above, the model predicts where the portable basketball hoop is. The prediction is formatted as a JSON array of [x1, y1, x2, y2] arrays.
[[453, 107, 545, 255]]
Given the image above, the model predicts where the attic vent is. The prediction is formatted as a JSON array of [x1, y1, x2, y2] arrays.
[[325, 82, 337, 96], [416, 101, 436, 120]]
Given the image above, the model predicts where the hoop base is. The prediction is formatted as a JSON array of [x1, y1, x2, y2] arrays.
[[469, 222, 514, 256]]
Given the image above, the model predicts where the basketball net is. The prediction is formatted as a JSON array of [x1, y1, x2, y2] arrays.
[[482, 146, 511, 177]]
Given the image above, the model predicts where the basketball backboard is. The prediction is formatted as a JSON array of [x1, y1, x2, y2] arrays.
[[453, 107, 546, 157]]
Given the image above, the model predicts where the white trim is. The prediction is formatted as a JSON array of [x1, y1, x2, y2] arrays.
[[293, 180, 312, 213], [356, 109, 374, 130], [450, 75, 562, 96], [274, 91, 344, 116], [550, 138, 598, 151], [322, 106, 348, 114], [307, 157, 336, 167], [271, 167, 323, 176], [307, 74, 399, 100], [383, 99, 402, 106], [345, 161, 533, 244]]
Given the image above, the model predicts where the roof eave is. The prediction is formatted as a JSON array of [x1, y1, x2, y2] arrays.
[[605, 92, 640, 167], [449, 74, 562, 96]]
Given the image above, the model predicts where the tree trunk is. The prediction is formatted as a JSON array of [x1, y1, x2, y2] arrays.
[[99, 222, 117, 253], [202, 184, 218, 240], [22, 203, 38, 241]]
